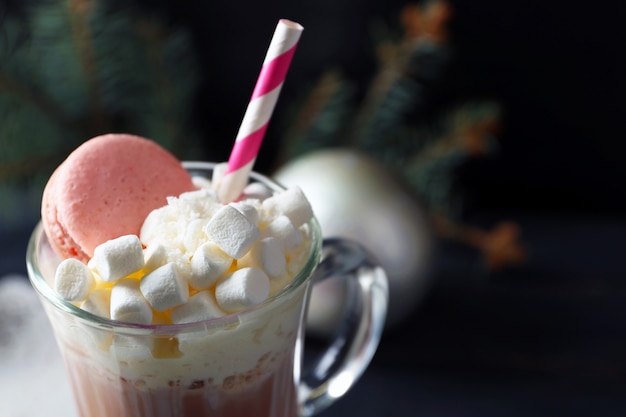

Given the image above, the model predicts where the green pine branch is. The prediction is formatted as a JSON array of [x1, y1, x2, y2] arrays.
[[278, 0, 500, 221], [0, 0, 201, 228], [277, 70, 356, 163], [0, 0, 201, 182]]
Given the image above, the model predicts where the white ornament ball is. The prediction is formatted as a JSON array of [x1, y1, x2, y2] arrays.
[[273, 148, 433, 334]]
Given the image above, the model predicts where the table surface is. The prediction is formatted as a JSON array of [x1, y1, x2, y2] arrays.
[[2, 211, 626, 417]]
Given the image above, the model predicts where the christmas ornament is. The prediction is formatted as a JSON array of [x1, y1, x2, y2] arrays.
[[274, 148, 433, 332]]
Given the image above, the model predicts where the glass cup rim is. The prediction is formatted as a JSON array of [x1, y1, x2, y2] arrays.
[[26, 161, 322, 335]]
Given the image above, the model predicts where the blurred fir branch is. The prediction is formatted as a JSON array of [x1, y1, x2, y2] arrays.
[[0, 0, 200, 181], [281, 70, 356, 159], [278, 0, 480, 218], [0, 0, 201, 227], [403, 101, 501, 217], [278, 0, 525, 270], [351, 2, 453, 154]]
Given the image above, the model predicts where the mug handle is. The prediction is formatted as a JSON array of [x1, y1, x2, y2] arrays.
[[298, 238, 389, 416]]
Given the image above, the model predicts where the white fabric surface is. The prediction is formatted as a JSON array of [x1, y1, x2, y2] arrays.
[[0, 275, 77, 417]]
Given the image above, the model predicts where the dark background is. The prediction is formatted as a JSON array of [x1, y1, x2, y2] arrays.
[[2, 1, 626, 416], [168, 0, 626, 215], [448, 0, 626, 216]]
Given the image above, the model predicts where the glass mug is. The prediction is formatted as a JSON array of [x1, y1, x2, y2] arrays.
[[27, 161, 388, 417]]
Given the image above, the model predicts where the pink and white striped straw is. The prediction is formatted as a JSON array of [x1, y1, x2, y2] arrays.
[[218, 19, 304, 203]]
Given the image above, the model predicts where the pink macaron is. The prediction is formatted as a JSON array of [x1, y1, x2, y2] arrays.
[[42, 134, 197, 262]]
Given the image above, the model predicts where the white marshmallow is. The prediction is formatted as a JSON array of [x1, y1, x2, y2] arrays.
[[178, 189, 221, 217], [170, 290, 225, 324], [260, 215, 303, 252], [178, 188, 212, 202], [110, 279, 153, 324], [204, 205, 260, 259], [242, 182, 273, 201], [141, 205, 178, 245], [215, 267, 270, 312], [183, 218, 209, 254], [54, 258, 95, 302], [211, 162, 228, 190], [191, 175, 213, 190], [230, 201, 259, 225], [143, 243, 168, 273], [261, 186, 313, 227], [141, 190, 221, 254], [189, 242, 232, 290], [80, 288, 111, 318], [139, 263, 190, 311], [88, 235, 145, 282], [239, 237, 286, 279]]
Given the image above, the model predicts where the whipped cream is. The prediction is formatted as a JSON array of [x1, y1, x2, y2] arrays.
[[47, 177, 316, 388], [53, 182, 313, 325]]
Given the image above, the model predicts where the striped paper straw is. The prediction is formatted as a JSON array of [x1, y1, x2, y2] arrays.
[[218, 19, 304, 203]]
